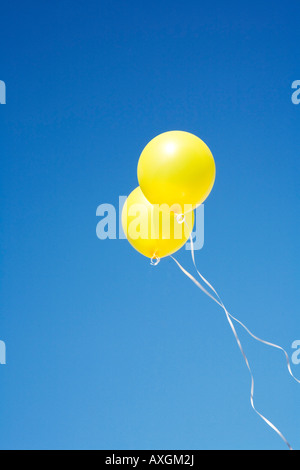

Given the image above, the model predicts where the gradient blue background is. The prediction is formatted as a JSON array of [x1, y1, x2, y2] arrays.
[[0, 0, 299, 450]]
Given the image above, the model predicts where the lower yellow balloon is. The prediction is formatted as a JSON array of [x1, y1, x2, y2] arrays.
[[138, 131, 216, 213], [122, 187, 194, 259]]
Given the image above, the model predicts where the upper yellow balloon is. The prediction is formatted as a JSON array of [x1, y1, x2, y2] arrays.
[[122, 186, 194, 259], [138, 131, 216, 213]]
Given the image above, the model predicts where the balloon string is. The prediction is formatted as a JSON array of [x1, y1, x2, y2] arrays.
[[185, 223, 300, 386], [170, 255, 294, 451], [168, 216, 299, 450]]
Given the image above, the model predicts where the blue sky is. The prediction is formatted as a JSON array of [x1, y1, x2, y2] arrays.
[[0, 0, 299, 450]]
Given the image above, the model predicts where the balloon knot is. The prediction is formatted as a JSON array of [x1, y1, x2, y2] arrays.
[[150, 255, 160, 266], [176, 214, 185, 224]]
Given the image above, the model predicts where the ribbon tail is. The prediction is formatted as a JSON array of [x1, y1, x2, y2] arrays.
[[170, 253, 294, 450], [186, 230, 300, 386]]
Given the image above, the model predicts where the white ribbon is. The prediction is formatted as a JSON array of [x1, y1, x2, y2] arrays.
[[166, 216, 299, 450]]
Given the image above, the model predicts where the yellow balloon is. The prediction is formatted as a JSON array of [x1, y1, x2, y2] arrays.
[[138, 131, 216, 213], [122, 187, 194, 259]]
